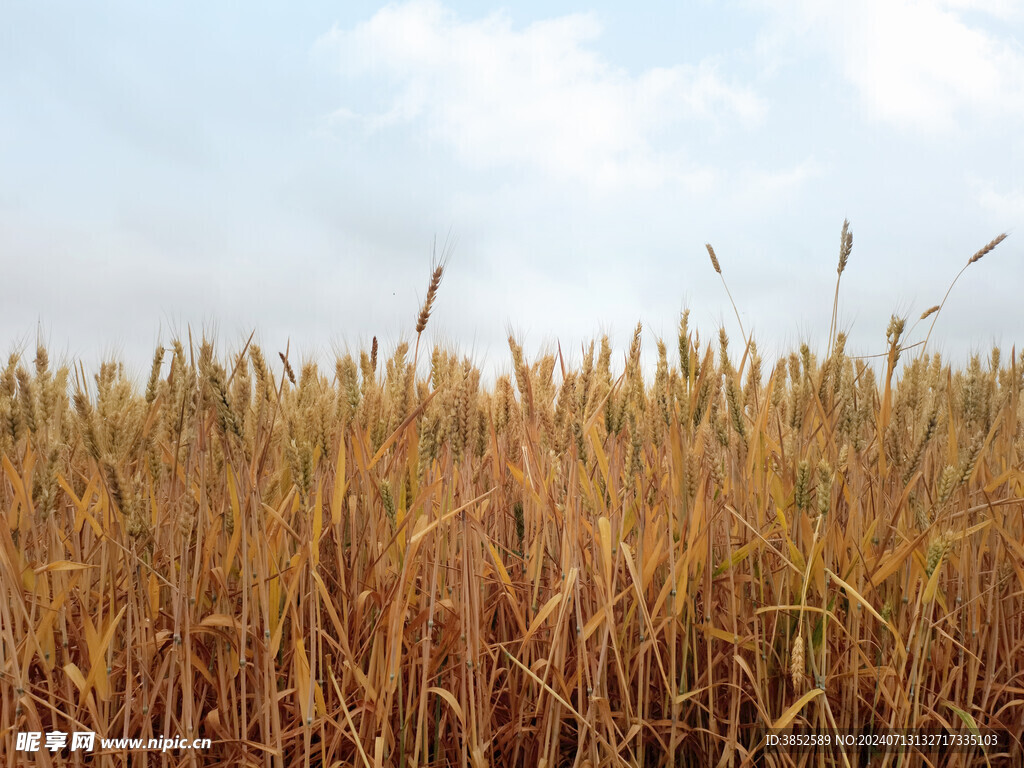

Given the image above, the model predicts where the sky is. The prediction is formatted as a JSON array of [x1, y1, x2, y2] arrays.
[[2, 0, 1022, 382]]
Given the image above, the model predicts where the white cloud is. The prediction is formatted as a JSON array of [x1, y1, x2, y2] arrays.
[[317, 1, 765, 188], [740, 158, 825, 202], [937, 0, 1023, 20], [969, 177, 1024, 219], [758, 0, 1024, 133]]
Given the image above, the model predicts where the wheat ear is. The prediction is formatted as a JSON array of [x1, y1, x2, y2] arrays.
[[413, 233, 454, 367]]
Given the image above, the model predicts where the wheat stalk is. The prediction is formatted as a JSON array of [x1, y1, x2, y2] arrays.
[[705, 243, 748, 349], [828, 219, 853, 354], [921, 233, 1007, 354]]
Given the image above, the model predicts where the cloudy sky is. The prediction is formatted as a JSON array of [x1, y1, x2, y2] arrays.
[[2, 0, 1022, 380]]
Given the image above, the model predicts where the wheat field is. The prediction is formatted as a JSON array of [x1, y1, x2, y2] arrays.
[[1, 229, 1022, 767]]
